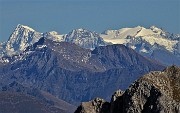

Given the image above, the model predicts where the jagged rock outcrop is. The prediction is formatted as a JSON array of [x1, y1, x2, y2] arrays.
[[110, 89, 124, 113], [111, 90, 124, 102], [111, 65, 180, 113], [75, 98, 110, 113], [75, 66, 180, 113]]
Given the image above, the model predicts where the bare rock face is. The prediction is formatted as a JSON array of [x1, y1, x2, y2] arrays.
[[111, 89, 124, 102], [110, 89, 124, 113], [75, 66, 180, 113], [75, 98, 110, 113]]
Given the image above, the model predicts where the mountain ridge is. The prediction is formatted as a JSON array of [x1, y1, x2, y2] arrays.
[[0, 37, 164, 105], [0, 81, 76, 113]]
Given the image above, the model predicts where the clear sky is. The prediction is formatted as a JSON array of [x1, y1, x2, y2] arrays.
[[0, 0, 179, 42]]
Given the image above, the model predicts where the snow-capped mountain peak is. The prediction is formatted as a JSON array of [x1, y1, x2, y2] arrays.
[[5, 24, 42, 56], [16, 24, 35, 32], [100, 26, 180, 66], [101, 26, 166, 41], [64, 28, 108, 49], [44, 28, 109, 50]]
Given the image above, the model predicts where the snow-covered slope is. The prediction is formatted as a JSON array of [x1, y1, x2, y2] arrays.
[[100, 26, 180, 66], [0, 42, 5, 58], [43, 31, 65, 42]]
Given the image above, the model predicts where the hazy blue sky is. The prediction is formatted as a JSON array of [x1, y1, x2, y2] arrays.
[[0, 0, 179, 42]]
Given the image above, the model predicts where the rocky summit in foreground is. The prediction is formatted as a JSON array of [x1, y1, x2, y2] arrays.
[[75, 66, 180, 113]]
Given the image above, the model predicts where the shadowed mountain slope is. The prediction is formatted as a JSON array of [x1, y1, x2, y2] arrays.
[[0, 38, 164, 105]]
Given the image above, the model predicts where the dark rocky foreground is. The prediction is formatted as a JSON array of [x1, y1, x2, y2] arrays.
[[75, 66, 180, 113]]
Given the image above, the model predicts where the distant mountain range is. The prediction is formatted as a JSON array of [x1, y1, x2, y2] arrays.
[[75, 66, 180, 113], [0, 24, 180, 66], [0, 37, 164, 105], [0, 24, 179, 113]]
